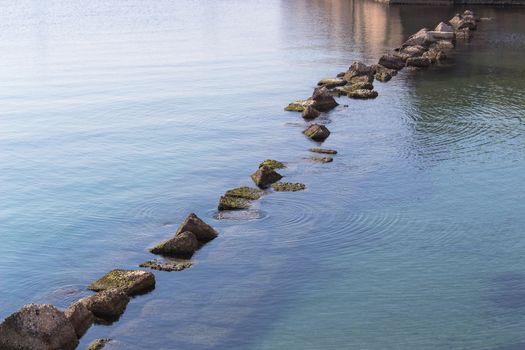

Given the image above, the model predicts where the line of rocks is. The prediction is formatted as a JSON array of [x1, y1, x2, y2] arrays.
[[0, 10, 481, 350]]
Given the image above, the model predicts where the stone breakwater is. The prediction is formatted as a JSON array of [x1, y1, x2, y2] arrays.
[[0, 10, 481, 350]]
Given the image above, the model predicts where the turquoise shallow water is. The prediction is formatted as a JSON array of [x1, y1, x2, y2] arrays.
[[1, 1, 525, 349]]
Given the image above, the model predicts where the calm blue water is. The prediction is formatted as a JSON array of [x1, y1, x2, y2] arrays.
[[1, 1, 525, 349]]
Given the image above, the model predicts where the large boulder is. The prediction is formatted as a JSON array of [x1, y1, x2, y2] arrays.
[[378, 54, 405, 70], [343, 61, 374, 83], [251, 165, 283, 188], [429, 22, 454, 40], [150, 231, 200, 257], [175, 213, 219, 243], [88, 269, 156, 296], [403, 28, 436, 47], [79, 289, 129, 323], [302, 105, 321, 120], [303, 124, 331, 141], [311, 86, 338, 112], [406, 57, 431, 67], [218, 195, 250, 210], [64, 300, 93, 338], [0, 304, 79, 350], [435, 21, 453, 33], [371, 64, 397, 82]]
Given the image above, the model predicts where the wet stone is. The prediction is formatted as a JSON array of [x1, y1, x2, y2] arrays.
[[140, 259, 192, 272], [150, 231, 199, 258], [79, 289, 130, 323], [259, 159, 285, 169], [310, 156, 334, 163], [309, 148, 337, 155], [87, 339, 112, 350], [251, 165, 283, 188], [303, 124, 331, 142], [224, 186, 263, 200], [175, 213, 219, 243], [88, 269, 156, 296], [271, 182, 306, 192], [218, 195, 250, 211], [302, 105, 321, 120]]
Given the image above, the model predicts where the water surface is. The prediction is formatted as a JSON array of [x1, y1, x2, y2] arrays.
[[0, 1, 524, 349]]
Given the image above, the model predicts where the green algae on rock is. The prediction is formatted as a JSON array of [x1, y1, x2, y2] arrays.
[[259, 159, 285, 169], [346, 89, 379, 99], [284, 99, 314, 112], [310, 148, 337, 155], [87, 338, 112, 350], [225, 186, 263, 200], [272, 182, 306, 192], [334, 82, 374, 96], [150, 231, 199, 258], [218, 195, 251, 210], [88, 269, 155, 296], [140, 259, 192, 272], [251, 165, 283, 188], [317, 78, 346, 89], [310, 156, 334, 163]]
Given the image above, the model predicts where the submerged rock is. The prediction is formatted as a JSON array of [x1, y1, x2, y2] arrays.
[[346, 89, 378, 99], [271, 182, 306, 192], [80, 289, 129, 323], [309, 148, 337, 155], [225, 186, 263, 200], [140, 259, 192, 272], [302, 105, 321, 120], [311, 86, 338, 112], [303, 124, 331, 141], [317, 78, 346, 88], [378, 54, 405, 70], [64, 300, 93, 338], [310, 156, 334, 163], [284, 99, 314, 112], [251, 165, 283, 188], [259, 159, 285, 169], [150, 231, 200, 257], [218, 195, 250, 210], [88, 269, 155, 296], [175, 213, 219, 243], [87, 339, 112, 350], [0, 304, 79, 350], [406, 57, 431, 67]]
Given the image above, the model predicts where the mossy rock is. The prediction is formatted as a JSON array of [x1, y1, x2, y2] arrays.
[[225, 186, 263, 200], [150, 231, 199, 258], [309, 148, 337, 155], [259, 159, 285, 169], [218, 195, 251, 211], [334, 83, 374, 96], [272, 182, 306, 192], [88, 269, 155, 296], [87, 339, 112, 350], [317, 78, 346, 88], [310, 156, 334, 163], [284, 99, 314, 112], [140, 260, 192, 272], [347, 89, 378, 99], [375, 71, 392, 82], [303, 124, 330, 141], [251, 165, 283, 188]]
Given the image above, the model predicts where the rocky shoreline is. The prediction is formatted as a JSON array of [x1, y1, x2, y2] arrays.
[[0, 10, 482, 350]]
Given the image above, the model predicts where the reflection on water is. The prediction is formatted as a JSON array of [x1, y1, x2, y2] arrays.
[[0, 0, 524, 349]]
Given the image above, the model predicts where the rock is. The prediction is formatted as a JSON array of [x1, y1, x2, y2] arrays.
[[372, 64, 397, 82], [455, 28, 472, 39], [284, 99, 314, 112], [346, 74, 374, 84], [400, 45, 427, 58], [428, 31, 454, 40], [435, 21, 453, 33], [88, 269, 156, 296], [218, 195, 250, 210], [343, 61, 374, 84], [251, 165, 283, 188], [150, 231, 199, 257], [259, 159, 285, 169], [317, 78, 346, 88], [303, 124, 330, 141], [348, 61, 373, 76], [175, 213, 219, 243], [309, 148, 337, 155], [333, 82, 374, 96], [80, 289, 129, 323], [463, 10, 474, 17], [449, 13, 476, 30], [403, 28, 436, 47], [434, 40, 454, 50], [271, 182, 306, 192], [346, 89, 379, 99], [378, 54, 405, 70], [311, 87, 338, 112], [224, 186, 263, 200], [406, 57, 431, 67], [64, 301, 93, 338], [310, 156, 333, 163], [87, 339, 112, 350], [140, 259, 192, 272], [0, 304, 79, 350], [302, 105, 321, 119], [336, 71, 345, 78]]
